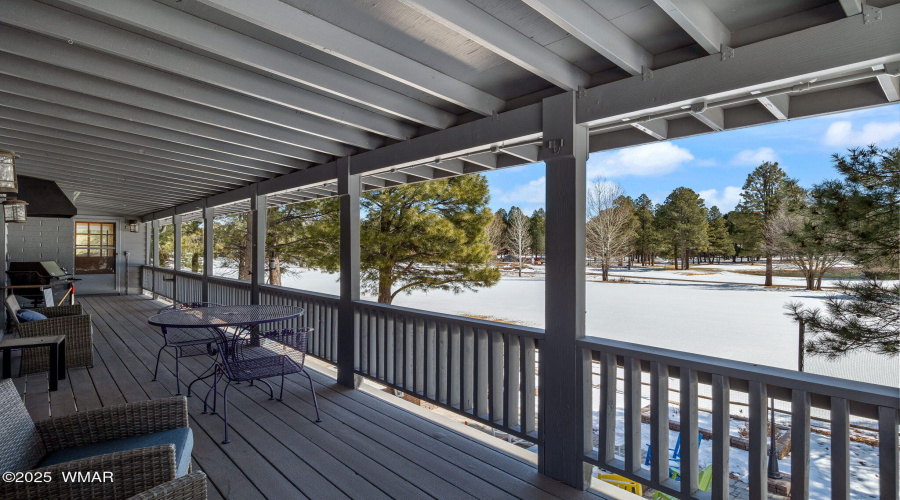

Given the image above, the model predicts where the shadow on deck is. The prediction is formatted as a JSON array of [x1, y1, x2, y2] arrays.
[[10, 294, 621, 500]]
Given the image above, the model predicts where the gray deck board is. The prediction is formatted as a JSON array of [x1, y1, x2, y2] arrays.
[[6, 294, 614, 500]]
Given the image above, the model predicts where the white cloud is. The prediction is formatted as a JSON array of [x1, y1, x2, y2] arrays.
[[493, 176, 546, 205], [699, 186, 743, 212], [823, 120, 900, 148], [695, 158, 718, 167], [586, 142, 694, 178], [730, 147, 779, 166]]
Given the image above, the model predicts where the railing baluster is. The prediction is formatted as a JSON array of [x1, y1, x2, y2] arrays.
[[650, 361, 670, 485], [425, 320, 436, 400], [597, 351, 616, 465], [831, 397, 850, 499], [449, 324, 460, 408], [377, 311, 385, 380], [504, 332, 519, 431], [462, 326, 474, 413], [475, 328, 489, 419], [791, 389, 810, 500], [414, 317, 425, 395], [385, 314, 395, 385], [878, 406, 899, 500], [369, 310, 378, 378], [749, 381, 767, 500], [490, 331, 504, 424], [437, 322, 448, 404], [405, 316, 415, 392], [624, 356, 641, 474], [353, 306, 360, 371], [521, 337, 536, 436], [680, 367, 699, 497], [712, 374, 731, 500]]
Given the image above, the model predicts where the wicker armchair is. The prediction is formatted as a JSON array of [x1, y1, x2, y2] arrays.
[[5, 295, 94, 374], [0, 380, 205, 500]]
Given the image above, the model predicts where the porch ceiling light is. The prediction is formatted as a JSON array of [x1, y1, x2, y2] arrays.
[[0, 148, 19, 194], [3, 197, 28, 223], [128, 219, 141, 233]]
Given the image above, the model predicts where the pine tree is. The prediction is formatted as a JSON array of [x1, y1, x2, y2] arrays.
[[528, 208, 546, 257], [705, 206, 732, 263], [737, 162, 801, 285], [787, 146, 899, 357], [656, 187, 708, 270], [724, 209, 763, 262], [632, 194, 657, 265]]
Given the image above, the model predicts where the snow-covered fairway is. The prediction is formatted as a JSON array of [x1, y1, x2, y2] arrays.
[[280, 269, 898, 387]]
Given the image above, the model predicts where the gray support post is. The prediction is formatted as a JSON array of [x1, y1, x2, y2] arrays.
[[0, 209, 6, 331], [337, 156, 362, 388], [539, 91, 591, 489], [152, 219, 160, 299], [250, 186, 266, 305], [172, 214, 182, 303], [202, 204, 214, 303], [173, 214, 182, 272]]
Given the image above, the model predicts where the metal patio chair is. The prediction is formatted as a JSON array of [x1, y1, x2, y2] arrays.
[[152, 302, 225, 396], [203, 327, 321, 444]]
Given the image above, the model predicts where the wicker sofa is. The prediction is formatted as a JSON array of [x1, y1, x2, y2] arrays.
[[4, 295, 94, 374], [0, 380, 206, 500]]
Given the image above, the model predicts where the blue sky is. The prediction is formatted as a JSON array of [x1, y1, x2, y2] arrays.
[[484, 104, 900, 215]]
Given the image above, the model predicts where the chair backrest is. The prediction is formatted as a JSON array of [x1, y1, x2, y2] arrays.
[[698, 465, 714, 491], [4, 294, 21, 325], [0, 380, 46, 472]]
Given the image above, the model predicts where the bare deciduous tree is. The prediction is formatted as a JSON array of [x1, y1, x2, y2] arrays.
[[771, 203, 842, 290], [587, 180, 635, 281], [487, 211, 507, 257], [506, 208, 531, 277]]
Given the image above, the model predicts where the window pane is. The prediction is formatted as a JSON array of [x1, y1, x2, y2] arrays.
[[76, 234, 89, 245]]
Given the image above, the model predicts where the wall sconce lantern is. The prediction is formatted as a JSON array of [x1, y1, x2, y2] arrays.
[[0, 148, 19, 194], [128, 219, 140, 233], [3, 198, 28, 223]]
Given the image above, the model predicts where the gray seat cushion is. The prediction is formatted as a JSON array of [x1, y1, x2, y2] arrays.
[[39, 427, 193, 477]]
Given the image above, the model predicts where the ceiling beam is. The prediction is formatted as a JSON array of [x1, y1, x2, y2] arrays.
[[652, 0, 731, 54], [500, 145, 541, 163], [876, 62, 900, 101], [396, 0, 589, 91], [196, 0, 504, 115], [0, 74, 329, 164], [630, 118, 668, 140], [520, 0, 653, 76], [0, 91, 302, 172], [54, 0, 457, 129], [0, 0, 417, 140], [0, 27, 381, 150], [757, 94, 790, 120], [689, 102, 724, 131], [0, 106, 289, 176], [428, 159, 466, 175], [0, 53, 350, 159], [839, 0, 863, 16], [578, 4, 900, 126]]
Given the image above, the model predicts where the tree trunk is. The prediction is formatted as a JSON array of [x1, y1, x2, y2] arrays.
[[378, 269, 393, 304], [806, 273, 815, 291], [683, 248, 690, 270], [765, 254, 773, 286], [602, 264, 609, 282], [191, 253, 200, 273], [268, 254, 281, 286], [518, 255, 523, 277]]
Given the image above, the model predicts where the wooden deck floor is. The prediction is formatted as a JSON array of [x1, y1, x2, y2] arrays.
[[9, 295, 618, 500]]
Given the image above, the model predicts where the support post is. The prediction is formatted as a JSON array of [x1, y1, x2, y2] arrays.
[[337, 156, 362, 388], [539, 91, 591, 489], [0, 209, 6, 332], [202, 204, 214, 303], [250, 186, 266, 305], [172, 214, 182, 303], [151, 219, 160, 299]]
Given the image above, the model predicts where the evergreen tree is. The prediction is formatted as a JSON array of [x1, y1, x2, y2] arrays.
[[787, 146, 899, 357], [632, 194, 657, 265], [304, 175, 500, 304], [737, 162, 801, 285], [656, 187, 708, 270], [181, 220, 204, 272], [705, 206, 732, 263], [528, 208, 546, 257], [725, 209, 763, 262]]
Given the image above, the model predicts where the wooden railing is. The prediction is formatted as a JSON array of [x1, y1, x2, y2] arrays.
[[353, 300, 542, 442], [140, 266, 899, 496], [579, 336, 900, 500]]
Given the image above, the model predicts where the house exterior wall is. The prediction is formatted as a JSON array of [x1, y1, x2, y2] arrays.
[[6, 217, 145, 295]]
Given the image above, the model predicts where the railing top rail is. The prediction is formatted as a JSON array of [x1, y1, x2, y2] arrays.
[[354, 299, 545, 339], [143, 265, 340, 301], [577, 335, 900, 410], [259, 283, 340, 302]]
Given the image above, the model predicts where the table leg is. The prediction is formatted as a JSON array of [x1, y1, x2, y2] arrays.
[[58, 339, 67, 381], [2, 349, 10, 379], [49, 343, 59, 391]]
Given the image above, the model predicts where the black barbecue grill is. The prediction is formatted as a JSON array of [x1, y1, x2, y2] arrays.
[[6, 261, 77, 306]]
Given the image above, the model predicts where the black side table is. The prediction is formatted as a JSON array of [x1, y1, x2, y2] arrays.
[[0, 335, 67, 391]]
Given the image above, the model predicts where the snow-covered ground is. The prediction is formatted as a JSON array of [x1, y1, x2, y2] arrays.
[[278, 267, 898, 387]]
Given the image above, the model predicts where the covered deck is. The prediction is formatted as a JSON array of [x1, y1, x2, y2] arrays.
[[12, 294, 614, 500]]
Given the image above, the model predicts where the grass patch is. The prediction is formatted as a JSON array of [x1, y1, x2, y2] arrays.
[[730, 268, 862, 279]]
